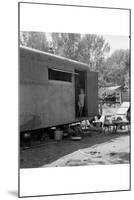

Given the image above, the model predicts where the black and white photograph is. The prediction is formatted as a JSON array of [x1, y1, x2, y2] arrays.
[[18, 2, 131, 197], [20, 32, 130, 168]]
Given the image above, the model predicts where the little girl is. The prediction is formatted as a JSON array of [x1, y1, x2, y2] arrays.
[[77, 89, 85, 117]]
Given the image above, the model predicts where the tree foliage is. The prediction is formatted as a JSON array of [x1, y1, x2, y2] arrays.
[[51, 32, 81, 60], [51, 33, 110, 72], [102, 49, 130, 87], [20, 31, 49, 52]]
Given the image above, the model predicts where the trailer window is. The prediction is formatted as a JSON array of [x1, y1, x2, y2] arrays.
[[48, 68, 72, 82]]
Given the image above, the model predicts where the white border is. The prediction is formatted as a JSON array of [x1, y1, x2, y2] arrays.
[[20, 164, 130, 197], [1, 0, 134, 199], [19, 2, 130, 197], [20, 3, 129, 36]]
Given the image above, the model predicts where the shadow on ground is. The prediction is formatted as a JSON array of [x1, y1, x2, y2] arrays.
[[20, 131, 130, 168], [8, 190, 18, 197], [109, 152, 130, 164]]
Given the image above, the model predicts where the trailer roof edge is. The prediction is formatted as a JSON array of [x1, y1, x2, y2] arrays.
[[20, 45, 91, 69]]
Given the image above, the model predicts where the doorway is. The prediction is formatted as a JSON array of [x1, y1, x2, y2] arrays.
[[75, 70, 87, 118]]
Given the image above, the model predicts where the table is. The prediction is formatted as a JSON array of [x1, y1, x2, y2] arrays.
[[104, 121, 130, 134], [103, 122, 116, 134], [113, 121, 130, 133]]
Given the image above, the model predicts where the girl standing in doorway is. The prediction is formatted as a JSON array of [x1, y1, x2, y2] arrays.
[[77, 89, 85, 117]]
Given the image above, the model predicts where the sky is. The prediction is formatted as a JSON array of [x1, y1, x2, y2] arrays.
[[103, 35, 129, 55]]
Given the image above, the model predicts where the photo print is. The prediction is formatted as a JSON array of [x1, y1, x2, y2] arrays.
[[19, 2, 130, 197]]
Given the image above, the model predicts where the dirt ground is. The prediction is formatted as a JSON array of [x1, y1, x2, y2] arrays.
[[20, 131, 130, 168]]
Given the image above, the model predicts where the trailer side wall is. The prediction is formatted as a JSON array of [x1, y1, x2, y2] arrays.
[[20, 54, 75, 131]]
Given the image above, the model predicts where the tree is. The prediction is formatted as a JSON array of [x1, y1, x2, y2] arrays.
[[51, 33, 110, 72], [77, 35, 110, 71], [51, 32, 81, 59], [20, 31, 50, 52], [103, 49, 130, 87]]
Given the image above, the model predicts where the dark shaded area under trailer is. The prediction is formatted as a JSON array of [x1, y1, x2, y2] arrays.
[[20, 46, 98, 145]]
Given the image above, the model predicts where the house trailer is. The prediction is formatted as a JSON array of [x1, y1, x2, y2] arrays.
[[20, 46, 98, 132]]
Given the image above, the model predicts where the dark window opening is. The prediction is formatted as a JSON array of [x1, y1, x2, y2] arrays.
[[48, 68, 72, 82]]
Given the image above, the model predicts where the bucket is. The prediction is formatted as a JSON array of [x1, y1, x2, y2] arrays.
[[54, 130, 63, 141]]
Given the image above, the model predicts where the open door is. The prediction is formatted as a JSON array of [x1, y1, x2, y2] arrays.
[[75, 70, 87, 117], [86, 71, 98, 117]]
